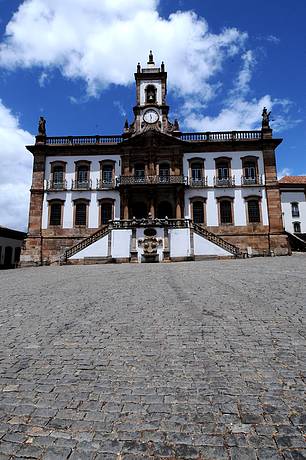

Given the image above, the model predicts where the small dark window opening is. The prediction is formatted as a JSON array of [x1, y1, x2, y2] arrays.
[[293, 222, 301, 233], [291, 202, 300, 218], [75, 202, 87, 226], [193, 201, 204, 223], [101, 203, 112, 225], [220, 200, 232, 224], [248, 200, 260, 223], [77, 165, 89, 183], [102, 165, 113, 183], [191, 163, 202, 181], [50, 203, 62, 226]]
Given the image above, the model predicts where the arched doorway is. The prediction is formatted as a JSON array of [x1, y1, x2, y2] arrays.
[[157, 201, 173, 219], [131, 202, 148, 219], [4, 247, 13, 268]]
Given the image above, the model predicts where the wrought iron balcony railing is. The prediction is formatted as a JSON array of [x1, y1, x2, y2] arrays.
[[241, 175, 263, 186], [71, 179, 92, 190], [189, 177, 208, 188], [96, 178, 117, 190], [214, 176, 235, 187], [119, 175, 187, 185], [46, 180, 67, 191]]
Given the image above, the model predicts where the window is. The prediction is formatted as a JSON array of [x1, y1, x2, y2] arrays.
[[247, 199, 261, 223], [293, 222, 301, 233], [244, 161, 256, 179], [220, 200, 233, 224], [75, 202, 87, 226], [215, 158, 231, 186], [101, 202, 113, 225], [145, 85, 157, 104], [159, 163, 170, 182], [75, 163, 90, 189], [135, 163, 145, 182], [191, 163, 202, 181], [102, 165, 113, 184], [49, 202, 62, 226], [192, 201, 204, 223], [53, 165, 64, 183], [291, 202, 300, 218]]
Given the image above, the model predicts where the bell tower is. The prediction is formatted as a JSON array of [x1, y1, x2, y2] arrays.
[[124, 52, 180, 136]]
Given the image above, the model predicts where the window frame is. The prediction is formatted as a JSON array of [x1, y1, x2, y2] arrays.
[[293, 221, 301, 233], [73, 199, 89, 227], [190, 197, 206, 224], [48, 199, 64, 227], [291, 202, 300, 218], [245, 196, 262, 224], [74, 160, 91, 189], [217, 197, 234, 225], [241, 156, 259, 185], [215, 157, 232, 186], [99, 199, 115, 226]]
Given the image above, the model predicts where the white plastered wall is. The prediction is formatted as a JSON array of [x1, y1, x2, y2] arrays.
[[281, 190, 306, 233], [193, 233, 232, 257], [43, 155, 121, 229], [183, 151, 268, 226]]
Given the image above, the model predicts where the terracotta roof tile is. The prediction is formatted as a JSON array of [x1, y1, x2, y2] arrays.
[[279, 175, 306, 184]]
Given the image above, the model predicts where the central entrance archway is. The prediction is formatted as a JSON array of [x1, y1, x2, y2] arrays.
[[157, 201, 173, 219], [131, 202, 148, 219]]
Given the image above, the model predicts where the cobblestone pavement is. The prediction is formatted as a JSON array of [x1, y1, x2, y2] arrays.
[[0, 256, 305, 460]]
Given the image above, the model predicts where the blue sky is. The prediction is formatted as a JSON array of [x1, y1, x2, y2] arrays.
[[0, 0, 305, 230]]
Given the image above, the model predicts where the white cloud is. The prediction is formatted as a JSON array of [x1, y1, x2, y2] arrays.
[[0, 0, 247, 98], [113, 100, 126, 118], [278, 167, 292, 180], [0, 101, 33, 231]]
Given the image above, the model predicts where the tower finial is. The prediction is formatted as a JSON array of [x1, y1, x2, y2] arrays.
[[148, 50, 154, 65]]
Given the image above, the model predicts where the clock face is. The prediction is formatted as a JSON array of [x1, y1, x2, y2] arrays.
[[143, 109, 159, 124]]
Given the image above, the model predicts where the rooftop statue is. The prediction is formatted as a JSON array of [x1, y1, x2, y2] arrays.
[[38, 116, 46, 136], [262, 107, 271, 129]]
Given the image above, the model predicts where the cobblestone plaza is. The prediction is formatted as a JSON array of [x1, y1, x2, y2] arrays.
[[0, 256, 305, 459]]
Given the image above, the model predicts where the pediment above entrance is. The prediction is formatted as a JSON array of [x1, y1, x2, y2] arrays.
[[122, 129, 186, 148]]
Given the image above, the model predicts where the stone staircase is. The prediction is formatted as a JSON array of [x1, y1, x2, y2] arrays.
[[285, 231, 306, 252], [62, 225, 109, 263], [193, 223, 243, 258]]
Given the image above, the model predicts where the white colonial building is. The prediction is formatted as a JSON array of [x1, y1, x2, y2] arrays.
[[21, 53, 289, 266]]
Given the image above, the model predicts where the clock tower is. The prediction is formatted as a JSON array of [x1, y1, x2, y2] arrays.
[[124, 51, 180, 136]]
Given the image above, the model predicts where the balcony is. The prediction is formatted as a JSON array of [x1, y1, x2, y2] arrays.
[[214, 176, 235, 187], [71, 179, 92, 190], [241, 175, 263, 186], [189, 177, 208, 188], [96, 178, 117, 190], [119, 175, 186, 185], [46, 180, 67, 191]]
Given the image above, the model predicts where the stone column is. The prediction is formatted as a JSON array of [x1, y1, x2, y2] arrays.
[[163, 226, 170, 261], [20, 151, 45, 266]]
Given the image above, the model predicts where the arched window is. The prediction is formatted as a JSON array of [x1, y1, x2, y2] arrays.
[[293, 222, 301, 233], [48, 162, 66, 190], [215, 158, 232, 186], [145, 85, 157, 104], [100, 200, 114, 225], [247, 199, 261, 223], [242, 157, 258, 185], [75, 162, 91, 189], [219, 199, 233, 225], [74, 200, 88, 227], [49, 201, 63, 226], [191, 162, 202, 181], [192, 201, 205, 224], [291, 202, 300, 218]]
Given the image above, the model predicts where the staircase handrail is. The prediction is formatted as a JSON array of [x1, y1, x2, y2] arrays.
[[64, 225, 109, 261], [193, 223, 242, 257]]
